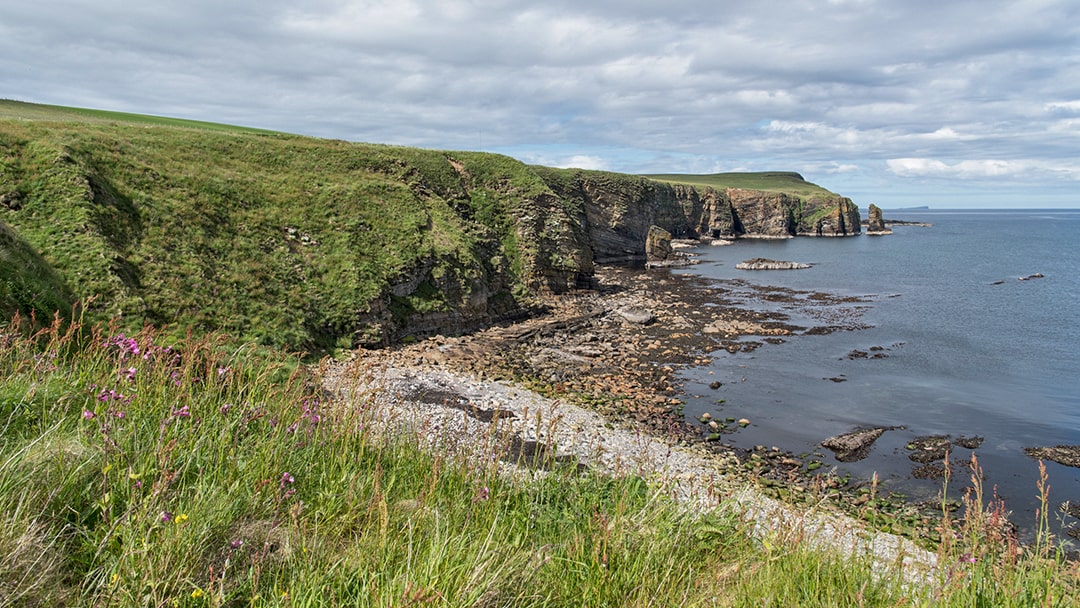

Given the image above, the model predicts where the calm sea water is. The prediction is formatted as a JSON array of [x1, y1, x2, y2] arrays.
[[673, 209, 1080, 537]]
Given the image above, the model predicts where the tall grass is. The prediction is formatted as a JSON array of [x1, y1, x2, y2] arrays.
[[1, 315, 1077, 606]]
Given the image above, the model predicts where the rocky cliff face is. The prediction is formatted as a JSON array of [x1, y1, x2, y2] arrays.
[[0, 113, 861, 350], [534, 169, 860, 267]]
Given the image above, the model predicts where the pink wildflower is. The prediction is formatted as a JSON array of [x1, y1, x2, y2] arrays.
[[82, 410, 96, 420]]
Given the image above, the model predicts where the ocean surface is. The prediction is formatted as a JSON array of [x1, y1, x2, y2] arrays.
[[672, 209, 1080, 539]]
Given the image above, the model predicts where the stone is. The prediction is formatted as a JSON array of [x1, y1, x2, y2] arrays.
[[735, 258, 812, 270], [645, 225, 674, 263], [617, 307, 656, 325], [822, 427, 889, 462]]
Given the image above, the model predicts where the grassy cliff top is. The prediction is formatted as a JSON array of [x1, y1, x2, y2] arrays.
[[0, 99, 282, 134], [643, 171, 837, 197]]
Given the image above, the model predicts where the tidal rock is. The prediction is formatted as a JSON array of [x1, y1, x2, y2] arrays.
[[1025, 445, 1080, 468], [822, 427, 888, 462], [735, 258, 811, 270]]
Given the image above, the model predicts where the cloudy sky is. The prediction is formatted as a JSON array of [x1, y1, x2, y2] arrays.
[[3, 0, 1078, 208]]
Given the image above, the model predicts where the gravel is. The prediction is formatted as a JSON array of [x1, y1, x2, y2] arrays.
[[324, 356, 938, 582]]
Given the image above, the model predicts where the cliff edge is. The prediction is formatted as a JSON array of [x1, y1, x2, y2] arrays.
[[1, 101, 860, 351]]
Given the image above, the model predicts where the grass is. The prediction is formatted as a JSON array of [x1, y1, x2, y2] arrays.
[[1, 315, 1078, 606], [642, 171, 837, 198], [1, 102, 590, 354]]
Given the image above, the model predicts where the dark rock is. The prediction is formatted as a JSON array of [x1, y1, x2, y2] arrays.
[[708, 380, 722, 390], [645, 225, 674, 263], [1025, 445, 1080, 468], [865, 203, 891, 234], [821, 427, 889, 462]]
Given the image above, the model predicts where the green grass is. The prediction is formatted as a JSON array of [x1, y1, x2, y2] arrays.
[[1, 317, 1077, 606], [0, 102, 589, 354], [0, 99, 282, 135], [643, 171, 837, 198]]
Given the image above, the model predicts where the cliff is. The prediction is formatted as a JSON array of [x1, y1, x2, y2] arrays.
[[0, 101, 860, 351], [533, 168, 860, 265]]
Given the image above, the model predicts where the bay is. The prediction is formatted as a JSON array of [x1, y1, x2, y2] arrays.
[[673, 209, 1080, 539]]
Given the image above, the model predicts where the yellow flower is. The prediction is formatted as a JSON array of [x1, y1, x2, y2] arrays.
[[174, 513, 189, 525], [191, 587, 204, 599], [110, 572, 119, 585]]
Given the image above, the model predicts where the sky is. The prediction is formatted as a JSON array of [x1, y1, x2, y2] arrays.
[[2, 0, 1079, 208]]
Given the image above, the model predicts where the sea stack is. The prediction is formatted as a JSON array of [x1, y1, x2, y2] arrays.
[[865, 204, 891, 234]]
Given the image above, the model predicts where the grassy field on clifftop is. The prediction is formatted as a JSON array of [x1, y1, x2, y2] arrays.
[[644, 171, 836, 197]]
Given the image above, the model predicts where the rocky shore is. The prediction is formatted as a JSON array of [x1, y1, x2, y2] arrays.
[[335, 264, 962, 574]]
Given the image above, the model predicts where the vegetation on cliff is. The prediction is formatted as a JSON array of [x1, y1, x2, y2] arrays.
[[2, 100, 857, 353]]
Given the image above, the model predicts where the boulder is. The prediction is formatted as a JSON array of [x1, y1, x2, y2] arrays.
[[645, 225, 674, 263], [822, 427, 888, 462]]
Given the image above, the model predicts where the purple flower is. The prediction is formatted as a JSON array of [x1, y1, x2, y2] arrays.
[[82, 410, 96, 420], [124, 367, 137, 381], [217, 366, 230, 378], [112, 410, 126, 419], [960, 553, 977, 564], [173, 405, 190, 419], [160, 510, 173, 523], [230, 539, 244, 549], [474, 486, 490, 502], [280, 472, 295, 488]]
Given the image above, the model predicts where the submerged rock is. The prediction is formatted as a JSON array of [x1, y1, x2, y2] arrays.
[[735, 258, 812, 270]]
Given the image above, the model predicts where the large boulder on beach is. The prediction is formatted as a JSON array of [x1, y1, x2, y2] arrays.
[[735, 258, 811, 270], [645, 225, 674, 262]]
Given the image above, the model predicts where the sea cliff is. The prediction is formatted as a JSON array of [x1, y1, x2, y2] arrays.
[[0, 102, 859, 351]]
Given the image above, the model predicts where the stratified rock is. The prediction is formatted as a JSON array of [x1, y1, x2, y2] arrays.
[[645, 225, 674, 263], [1025, 445, 1080, 468], [865, 204, 892, 234], [735, 258, 812, 270], [822, 427, 887, 462]]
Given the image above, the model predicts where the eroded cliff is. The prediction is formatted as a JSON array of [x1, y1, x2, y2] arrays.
[[1, 106, 860, 350]]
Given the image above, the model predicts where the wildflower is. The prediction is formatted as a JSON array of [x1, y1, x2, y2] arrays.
[[160, 510, 173, 523], [175, 513, 189, 525], [124, 367, 137, 381], [173, 405, 190, 418], [280, 472, 295, 488], [474, 486, 490, 502], [230, 539, 244, 549], [112, 410, 126, 419], [220, 403, 232, 415], [83, 410, 96, 420], [217, 366, 229, 378], [959, 553, 977, 564], [191, 587, 204, 599]]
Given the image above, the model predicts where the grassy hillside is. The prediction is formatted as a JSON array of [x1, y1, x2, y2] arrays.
[[0, 101, 579, 353], [644, 171, 837, 198]]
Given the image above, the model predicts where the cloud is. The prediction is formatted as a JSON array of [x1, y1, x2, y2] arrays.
[[887, 158, 1080, 181], [1, 0, 1079, 206]]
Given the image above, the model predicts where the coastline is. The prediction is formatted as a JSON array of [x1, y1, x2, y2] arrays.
[[333, 265, 942, 575]]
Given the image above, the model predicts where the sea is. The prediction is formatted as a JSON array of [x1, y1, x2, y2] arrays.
[[671, 209, 1080, 540]]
